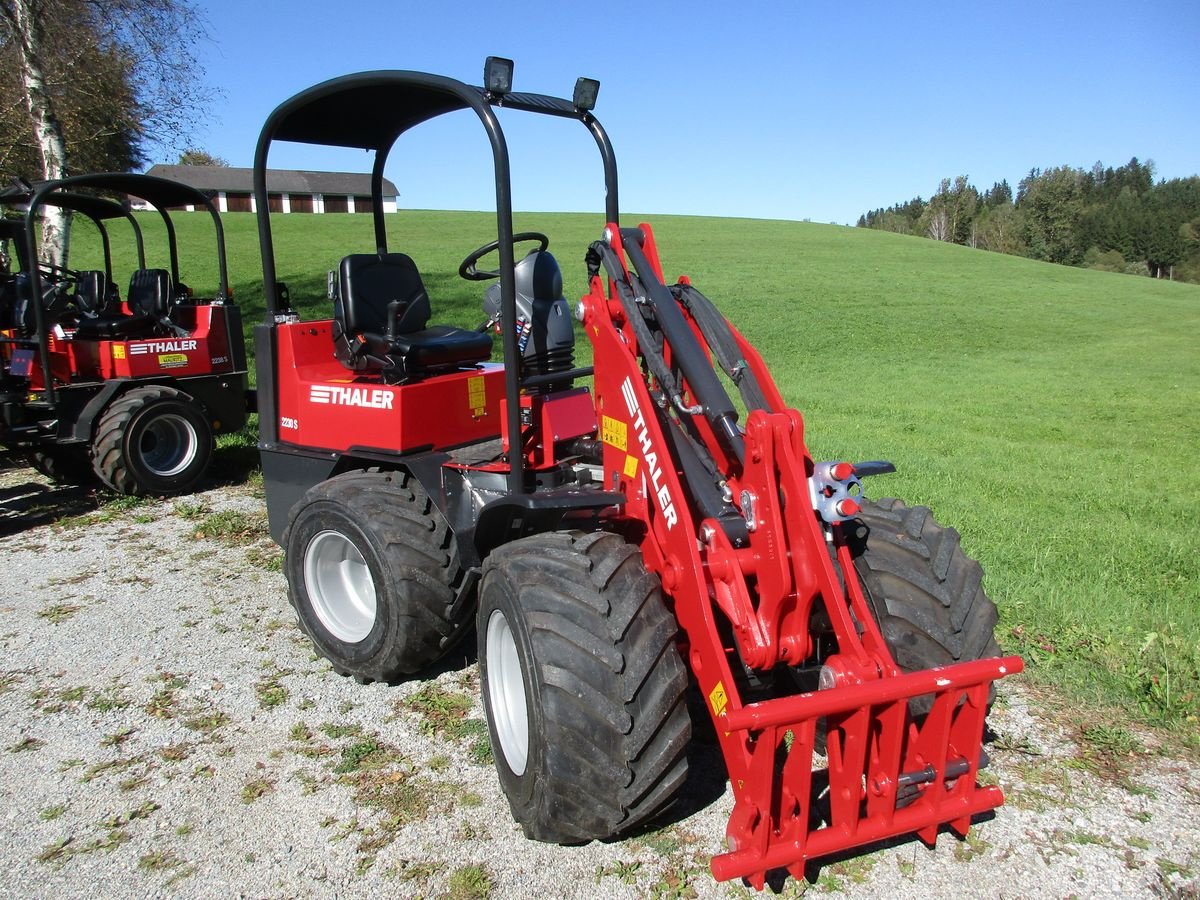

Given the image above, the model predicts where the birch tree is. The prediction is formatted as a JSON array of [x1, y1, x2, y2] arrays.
[[0, 0, 69, 264], [0, 0, 214, 264]]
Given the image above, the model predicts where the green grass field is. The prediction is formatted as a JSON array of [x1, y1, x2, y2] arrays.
[[66, 209, 1200, 737]]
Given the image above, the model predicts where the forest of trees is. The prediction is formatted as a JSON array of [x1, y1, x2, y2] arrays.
[[857, 158, 1200, 284]]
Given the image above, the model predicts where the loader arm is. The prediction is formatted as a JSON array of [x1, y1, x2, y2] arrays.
[[578, 222, 1022, 888]]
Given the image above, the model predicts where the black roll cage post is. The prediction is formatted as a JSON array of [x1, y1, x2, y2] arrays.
[[253, 67, 620, 496], [12, 173, 228, 407], [1, 191, 146, 286]]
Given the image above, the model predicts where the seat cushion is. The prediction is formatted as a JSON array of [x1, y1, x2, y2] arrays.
[[362, 325, 493, 369], [74, 313, 158, 340]]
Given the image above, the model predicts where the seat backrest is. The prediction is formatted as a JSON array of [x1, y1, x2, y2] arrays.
[[73, 270, 110, 315], [9, 273, 31, 333], [337, 253, 431, 335], [127, 268, 172, 317], [9, 272, 64, 334]]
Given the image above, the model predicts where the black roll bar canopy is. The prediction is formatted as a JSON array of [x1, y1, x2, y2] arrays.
[[25, 173, 229, 295], [0, 188, 145, 278], [253, 66, 621, 495], [9, 172, 229, 406]]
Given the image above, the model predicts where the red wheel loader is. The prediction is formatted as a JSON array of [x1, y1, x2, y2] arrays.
[[253, 59, 1021, 888], [0, 174, 249, 495]]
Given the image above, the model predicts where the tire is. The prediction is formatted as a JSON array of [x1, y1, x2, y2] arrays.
[[848, 497, 1001, 715], [284, 469, 472, 682], [478, 530, 691, 844], [27, 445, 95, 485], [91, 386, 212, 495]]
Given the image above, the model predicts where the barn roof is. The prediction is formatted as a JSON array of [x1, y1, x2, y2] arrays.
[[144, 165, 398, 197]]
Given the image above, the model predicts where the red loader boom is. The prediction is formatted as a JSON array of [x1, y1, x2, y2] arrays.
[[580, 224, 1021, 885]]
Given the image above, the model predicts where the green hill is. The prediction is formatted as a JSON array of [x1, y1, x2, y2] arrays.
[[67, 209, 1200, 735]]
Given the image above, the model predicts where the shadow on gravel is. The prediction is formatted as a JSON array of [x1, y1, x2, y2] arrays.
[[205, 443, 262, 489], [788, 810, 999, 891], [0, 436, 262, 537], [0, 477, 103, 536]]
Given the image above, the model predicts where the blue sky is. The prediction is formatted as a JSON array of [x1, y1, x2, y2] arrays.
[[184, 0, 1199, 224]]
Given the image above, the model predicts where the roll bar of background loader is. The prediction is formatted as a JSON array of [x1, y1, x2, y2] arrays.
[[253, 69, 620, 495], [11, 173, 227, 407], [0, 189, 145, 284]]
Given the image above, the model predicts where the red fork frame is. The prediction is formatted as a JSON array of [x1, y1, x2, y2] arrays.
[[713, 654, 1022, 886]]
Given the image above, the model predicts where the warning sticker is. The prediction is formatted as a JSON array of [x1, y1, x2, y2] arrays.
[[158, 353, 188, 368], [623, 454, 638, 478], [467, 376, 487, 416], [601, 415, 627, 451], [709, 681, 728, 718], [112, 344, 126, 359]]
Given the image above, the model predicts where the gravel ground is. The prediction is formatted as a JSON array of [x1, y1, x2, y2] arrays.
[[1, 461, 1197, 899]]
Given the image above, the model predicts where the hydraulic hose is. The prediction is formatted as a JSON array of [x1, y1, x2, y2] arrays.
[[619, 230, 745, 466]]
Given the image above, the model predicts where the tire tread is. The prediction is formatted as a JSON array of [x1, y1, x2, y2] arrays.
[[481, 530, 690, 844]]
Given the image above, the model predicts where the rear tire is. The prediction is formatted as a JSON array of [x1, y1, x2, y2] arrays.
[[27, 445, 95, 485], [284, 469, 471, 682], [478, 531, 690, 843], [849, 498, 1001, 714], [91, 386, 212, 495]]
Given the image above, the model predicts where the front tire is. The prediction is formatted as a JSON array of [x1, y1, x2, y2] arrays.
[[849, 498, 1001, 714], [478, 531, 691, 843], [91, 386, 212, 495], [284, 469, 471, 682]]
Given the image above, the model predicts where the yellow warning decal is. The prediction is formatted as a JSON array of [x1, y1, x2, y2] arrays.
[[112, 344, 126, 359], [709, 681, 728, 718], [158, 353, 188, 368], [467, 376, 487, 416], [623, 454, 639, 478], [601, 415, 627, 451]]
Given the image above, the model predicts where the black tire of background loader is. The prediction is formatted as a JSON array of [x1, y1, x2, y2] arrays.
[[849, 497, 1001, 716], [477, 531, 691, 844], [90, 386, 212, 495], [284, 469, 472, 682], [27, 445, 95, 485]]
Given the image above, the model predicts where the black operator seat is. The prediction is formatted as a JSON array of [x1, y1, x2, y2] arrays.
[[73, 267, 170, 340], [9, 271, 71, 335], [332, 253, 492, 381], [72, 270, 111, 316]]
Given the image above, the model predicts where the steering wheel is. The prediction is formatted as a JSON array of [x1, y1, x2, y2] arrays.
[[458, 232, 549, 281], [38, 261, 80, 285]]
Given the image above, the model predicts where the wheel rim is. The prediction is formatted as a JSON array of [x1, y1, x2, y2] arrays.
[[486, 608, 529, 776], [303, 530, 377, 643], [138, 412, 199, 477]]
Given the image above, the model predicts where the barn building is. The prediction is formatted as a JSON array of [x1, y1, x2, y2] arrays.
[[139, 165, 399, 214]]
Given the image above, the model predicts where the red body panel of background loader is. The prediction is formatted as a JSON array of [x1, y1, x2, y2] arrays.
[[66, 305, 236, 382]]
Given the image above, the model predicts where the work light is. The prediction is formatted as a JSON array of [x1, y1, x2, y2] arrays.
[[573, 77, 600, 111], [484, 57, 514, 95]]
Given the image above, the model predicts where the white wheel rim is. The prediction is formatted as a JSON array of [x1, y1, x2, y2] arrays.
[[486, 608, 529, 776], [303, 530, 376, 643], [139, 413, 199, 477]]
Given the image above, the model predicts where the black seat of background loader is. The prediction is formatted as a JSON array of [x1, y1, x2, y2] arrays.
[[72, 270, 112, 316], [10, 272, 71, 335], [73, 268, 169, 340], [333, 253, 492, 380]]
